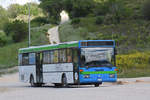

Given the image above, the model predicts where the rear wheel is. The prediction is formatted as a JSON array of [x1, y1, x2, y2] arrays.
[[61, 75, 68, 87]]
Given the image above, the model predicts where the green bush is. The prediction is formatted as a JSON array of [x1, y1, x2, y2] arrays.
[[71, 18, 80, 25], [0, 31, 7, 46], [117, 51, 150, 77], [95, 16, 104, 24]]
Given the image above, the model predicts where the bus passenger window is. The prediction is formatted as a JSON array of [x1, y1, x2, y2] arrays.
[[19, 54, 22, 66], [73, 49, 78, 63], [29, 53, 36, 65], [54, 50, 58, 63], [67, 49, 72, 63], [50, 51, 54, 64], [22, 53, 29, 65], [43, 51, 50, 64], [59, 49, 67, 63]]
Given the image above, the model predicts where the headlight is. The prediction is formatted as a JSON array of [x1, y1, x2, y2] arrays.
[[84, 74, 90, 78], [109, 74, 115, 78]]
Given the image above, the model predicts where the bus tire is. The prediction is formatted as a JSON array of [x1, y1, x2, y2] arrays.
[[94, 84, 100, 87], [61, 74, 68, 87]]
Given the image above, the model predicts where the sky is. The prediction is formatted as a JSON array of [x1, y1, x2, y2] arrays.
[[0, 0, 40, 8]]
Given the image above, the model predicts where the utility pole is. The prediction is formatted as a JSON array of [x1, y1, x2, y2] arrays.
[[28, 2, 31, 47]]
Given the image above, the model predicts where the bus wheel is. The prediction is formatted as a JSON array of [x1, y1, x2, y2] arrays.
[[94, 84, 100, 87], [61, 74, 68, 87]]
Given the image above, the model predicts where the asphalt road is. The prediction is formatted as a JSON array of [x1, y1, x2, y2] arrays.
[[0, 73, 150, 100]]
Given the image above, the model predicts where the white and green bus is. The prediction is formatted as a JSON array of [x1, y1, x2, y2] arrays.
[[18, 40, 117, 87]]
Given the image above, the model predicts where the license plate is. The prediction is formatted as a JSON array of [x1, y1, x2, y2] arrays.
[[98, 79, 102, 81]]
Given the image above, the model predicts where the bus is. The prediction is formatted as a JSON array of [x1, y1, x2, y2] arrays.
[[18, 40, 117, 87]]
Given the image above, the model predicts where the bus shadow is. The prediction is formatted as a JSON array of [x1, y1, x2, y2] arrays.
[[21, 84, 111, 89]]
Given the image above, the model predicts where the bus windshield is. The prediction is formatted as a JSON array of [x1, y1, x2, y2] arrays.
[[81, 48, 115, 67]]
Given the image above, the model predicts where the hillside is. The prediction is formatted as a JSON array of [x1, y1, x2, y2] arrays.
[[1, 0, 150, 77], [59, 18, 150, 54]]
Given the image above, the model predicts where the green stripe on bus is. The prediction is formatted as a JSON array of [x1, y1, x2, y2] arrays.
[[80, 71, 117, 74], [19, 43, 79, 53]]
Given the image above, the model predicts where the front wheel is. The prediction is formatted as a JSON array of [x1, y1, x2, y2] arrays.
[[61, 75, 68, 87], [94, 84, 100, 87]]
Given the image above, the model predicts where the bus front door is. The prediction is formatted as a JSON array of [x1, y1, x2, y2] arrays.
[[36, 53, 43, 83]]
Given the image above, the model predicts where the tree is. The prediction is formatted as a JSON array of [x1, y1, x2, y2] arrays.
[[69, 0, 96, 18], [31, 17, 49, 27], [39, 0, 96, 23], [7, 3, 44, 18], [39, 0, 64, 23], [7, 4, 21, 18], [0, 6, 9, 29], [3, 20, 28, 43]]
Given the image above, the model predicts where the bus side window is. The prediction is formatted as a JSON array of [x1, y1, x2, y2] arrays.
[[67, 48, 72, 63], [73, 49, 78, 70], [53, 50, 59, 63], [59, 49, 67, 63], [29, 53, 36, 65], [19, 54, 22, 66], [73, 49, 78, 63], [43, 51, 50, 64], [50, 51, 54, 64], [22, 53, 29, 65]]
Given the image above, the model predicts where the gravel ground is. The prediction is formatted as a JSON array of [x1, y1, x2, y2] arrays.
[[0, 73, 150, 100]]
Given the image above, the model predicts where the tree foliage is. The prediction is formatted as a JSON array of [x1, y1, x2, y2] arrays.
[[31, 17, 49, 27], [3, 20, 28, 43], [0, 6, 9, 29], [39, 0, 95, 23], [39, 0, 133, 24], [7, 3, 43, 18], [0, 31, 7, 46]]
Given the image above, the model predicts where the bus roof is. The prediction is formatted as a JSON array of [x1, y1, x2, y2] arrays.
[[19, 40, 115, 53], [19, 41, 78, 53]]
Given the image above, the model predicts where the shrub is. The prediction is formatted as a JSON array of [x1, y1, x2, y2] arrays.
[[117, 52, 150, 73], [0, 31, 7, 46], [95, 16, 104, 24], [71, 18, 80, 25], [142, 0, 150, 20], [31, 17, 49, 27]]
